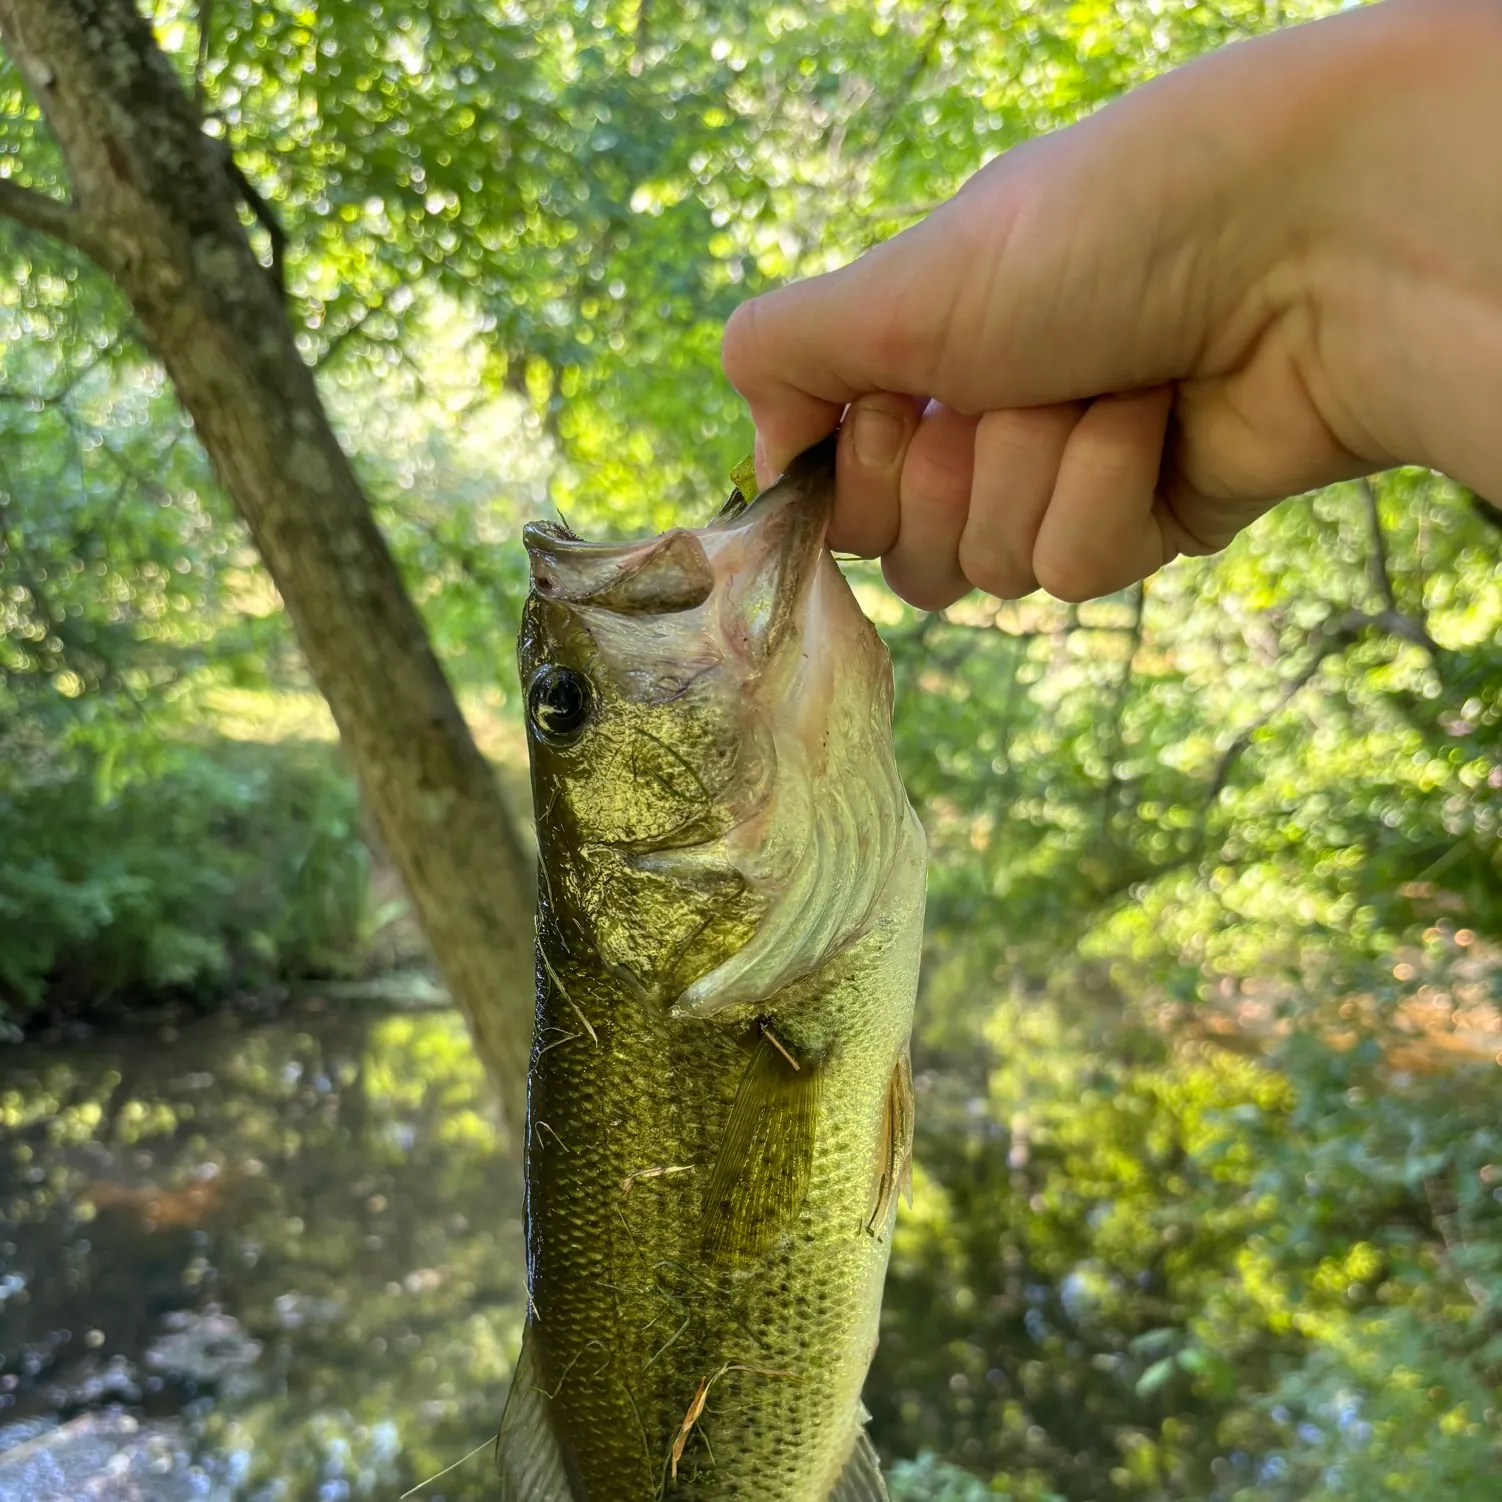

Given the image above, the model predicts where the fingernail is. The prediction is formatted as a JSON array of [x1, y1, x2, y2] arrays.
[[850, 405, 905, 468]]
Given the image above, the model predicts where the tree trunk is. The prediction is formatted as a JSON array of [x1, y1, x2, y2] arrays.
[[0, 0, 534, 1138]]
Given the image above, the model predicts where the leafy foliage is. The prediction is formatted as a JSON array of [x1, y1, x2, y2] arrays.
[[873, 976, 1502, 1499], [0, 738, 370, 1015]]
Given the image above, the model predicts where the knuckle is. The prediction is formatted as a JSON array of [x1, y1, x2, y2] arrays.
[[904, 468, 970, 523], [979, 403, 1071, 457], [975, 409, 1037, 459], [957, 533, 1033, 601], [901, 433, 975, 519], [719, 298, 765, 391], [1031, 551, 1098, 605]]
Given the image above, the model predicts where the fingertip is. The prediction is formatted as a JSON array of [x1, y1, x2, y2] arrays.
[[878, 401, 979, 609], [1031, 386, 1174, 601], [881, 553, 972, 614], [719, 297, 763, 399], [1029, 554, 1117, 606], [830, 393, 922, 557], [723, 290, 844, 485], [958, 402, 1086, 601]]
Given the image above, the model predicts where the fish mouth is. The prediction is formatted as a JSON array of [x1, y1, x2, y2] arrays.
[[522, 435, 837, 634], [522, 433, 915, 1017]]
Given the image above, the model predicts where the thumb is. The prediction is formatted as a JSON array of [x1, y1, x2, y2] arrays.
[[720, 218, 966, 481]]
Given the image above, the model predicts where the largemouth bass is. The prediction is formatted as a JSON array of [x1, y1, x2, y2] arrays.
[[502, 438, 926, 1501]]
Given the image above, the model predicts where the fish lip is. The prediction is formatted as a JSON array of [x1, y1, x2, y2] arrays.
[[521, 435, 837, 618], [520, 523, 633, 557], [714, 433, 837, 532], [523, 525, 716, 613]]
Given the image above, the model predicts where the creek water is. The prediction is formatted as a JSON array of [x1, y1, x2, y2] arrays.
[[0, 998, 999, 1501], [0, 999, 531, 1500]]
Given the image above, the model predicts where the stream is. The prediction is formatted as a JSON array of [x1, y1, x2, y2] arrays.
[[0, 998, 529, 1500], [0, 997, 1002, 1501]]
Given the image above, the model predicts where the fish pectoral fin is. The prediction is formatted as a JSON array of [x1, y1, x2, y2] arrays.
[[701, 1034, 822, 1261], [495, 1325, 578, 1501], [867, 1041, 915, 1236], [827, 1428, 890, 1501]]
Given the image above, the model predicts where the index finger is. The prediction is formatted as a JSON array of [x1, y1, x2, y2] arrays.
[[720, 225, 962, 482]]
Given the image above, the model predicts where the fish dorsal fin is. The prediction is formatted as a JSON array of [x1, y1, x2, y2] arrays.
[[827, 1429, 890, 1501], [701, 1032, 823, 1260], [495, 1325, 577, 1501]]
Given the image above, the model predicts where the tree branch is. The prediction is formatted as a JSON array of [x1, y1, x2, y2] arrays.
[[1358, 476, 1399, 613], [1357, 477, 1442, 653], [874, 11, 949, 151], [1205, 601, 1444, 804], [1085, 610, 1367, 910], [0, 0, 536, 1131], [1099, 580, 1147, 842], [1422, 1176, 1494, 1315], [194, 0, 214, 111], [0, 476, 115, 691], [1207, 627, 1343, 801], [0, 175, 87, 248], [216, 141, 288, 296], [0, 332, 125, 406], [313, 297, 387, 370]]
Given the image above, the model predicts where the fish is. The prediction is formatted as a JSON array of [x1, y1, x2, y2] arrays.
[[501, 436, 926, 1501]]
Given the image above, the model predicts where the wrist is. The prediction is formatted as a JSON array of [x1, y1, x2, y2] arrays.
[[1291, 0, 1502, 490]]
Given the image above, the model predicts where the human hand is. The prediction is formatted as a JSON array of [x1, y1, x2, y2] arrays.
[[721, 0, 1502, 608]]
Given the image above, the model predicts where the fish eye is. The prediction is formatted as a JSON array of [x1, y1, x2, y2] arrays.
[[528, 665, 593, 746]]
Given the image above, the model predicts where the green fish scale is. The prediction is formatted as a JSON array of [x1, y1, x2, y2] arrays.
[[525, 921, 914, 1501]]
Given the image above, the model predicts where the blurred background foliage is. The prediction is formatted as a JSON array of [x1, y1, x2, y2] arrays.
[[1, 0, 1500, 1497]]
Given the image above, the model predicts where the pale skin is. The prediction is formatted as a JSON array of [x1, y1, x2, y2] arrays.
[[720, 0, 1502, 609]]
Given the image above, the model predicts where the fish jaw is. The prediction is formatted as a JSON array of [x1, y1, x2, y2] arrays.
[[672, 455, 919, 1017], [669, 547, 919, 1019], [518, 435, 921, 1015]]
